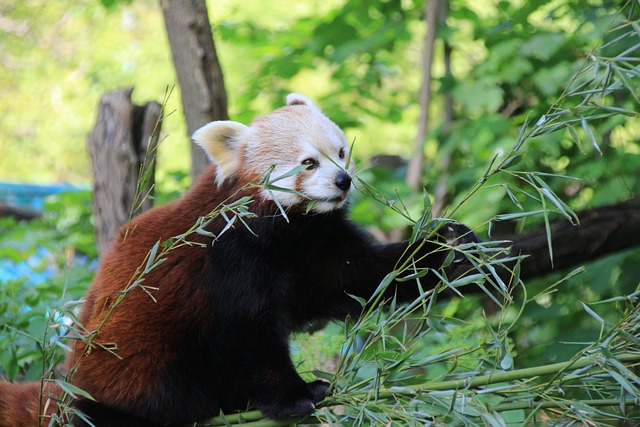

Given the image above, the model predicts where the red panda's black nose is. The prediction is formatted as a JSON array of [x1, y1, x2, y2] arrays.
[[335, 172, 352, 192]]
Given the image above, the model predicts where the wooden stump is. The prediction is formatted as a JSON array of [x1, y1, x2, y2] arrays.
[[87, 88, 162, 256], [0, 203, 40, 221]]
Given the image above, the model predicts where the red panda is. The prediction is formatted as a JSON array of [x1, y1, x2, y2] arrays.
[[0, 94, 478, 426]]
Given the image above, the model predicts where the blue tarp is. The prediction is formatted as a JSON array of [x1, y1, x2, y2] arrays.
[[0, 182, 84, 284], [0, 182, 77, 211]]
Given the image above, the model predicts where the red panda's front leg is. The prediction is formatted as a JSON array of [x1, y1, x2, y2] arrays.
[[336, 222, 481, 311], [253, 377, 330, 419], [238, 329, 329, 419]]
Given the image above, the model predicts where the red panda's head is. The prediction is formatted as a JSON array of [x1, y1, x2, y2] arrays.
[[193, 94, 355, 213]]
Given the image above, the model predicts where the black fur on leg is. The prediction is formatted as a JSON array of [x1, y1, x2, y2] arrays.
[[254, 382, 319, 419], [306, 379, 330, 403], [71, 399, 161, 427]]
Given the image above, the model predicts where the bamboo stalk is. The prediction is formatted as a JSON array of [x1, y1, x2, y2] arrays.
[[376, 352, 640, 397], [203, 396, 640, 427], [493, 397, 640, 412], [202, 353, 640, 426], [202, 410, 263, 425]]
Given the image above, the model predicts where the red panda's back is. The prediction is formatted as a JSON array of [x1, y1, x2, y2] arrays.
[[65, 165, 244, 417]]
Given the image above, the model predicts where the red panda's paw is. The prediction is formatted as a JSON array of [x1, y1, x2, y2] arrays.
[[256, 380, 329, 419], [256, 395, 315, 419], [438, 223, 481, 247], [306, 379, 330, 403], [437, 222, 481, 264]]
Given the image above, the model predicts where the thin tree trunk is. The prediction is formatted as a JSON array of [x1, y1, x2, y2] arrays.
[[161, 0, 229, 180], [87, 88, 161, 255], [432, 0, 452, 217], [406, 0, 441, 190]]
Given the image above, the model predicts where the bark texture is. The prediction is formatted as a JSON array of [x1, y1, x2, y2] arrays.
[[161, 0, 229, 180], [501, 196, 640, 280], [87, 88, 161, 255]]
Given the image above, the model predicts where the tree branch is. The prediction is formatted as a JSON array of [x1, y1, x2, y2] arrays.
[[501, 196, 640, 280], [0, 203, 40, 221]]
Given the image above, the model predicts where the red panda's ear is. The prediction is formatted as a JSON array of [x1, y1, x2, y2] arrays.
[[286, 93, 319, 110], [193, 121, 248, 185]]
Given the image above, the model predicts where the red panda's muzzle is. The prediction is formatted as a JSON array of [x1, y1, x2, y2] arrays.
[[335, 171, 352, 193]]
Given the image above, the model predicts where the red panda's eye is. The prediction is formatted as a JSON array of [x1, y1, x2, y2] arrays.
[[339, 148, 346, 160], [302, 158, 319, 170]]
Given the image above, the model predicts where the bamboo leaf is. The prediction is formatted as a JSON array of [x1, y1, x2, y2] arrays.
[[370, 271, 398, 301], [346, 136, 356, 171], [610, 62, 640, 103], [513, 114, 532, 151], [531, 174, 579, 224], [580, 302, 605, 325], [538, 190, 554, 268], [609, 370, 640, 396], [501, 184, 522, 209], [447, 273, 485, 289], [269, 164, 308, 184], [580, 116, 603, 155], [218, 215, 237, 237], [54, 379, 95, 401], [593, 103, 639, 116], [195, 227, 216, 237], [345, 292, 367, 307], [144, 240, 161, 273], [605, 358, 640, 387], [500, 352, 514, 370], [494, 210, 545, 221]]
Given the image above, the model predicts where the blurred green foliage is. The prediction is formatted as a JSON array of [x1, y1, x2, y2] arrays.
[[0, 0, 188, 184], [0, 191, 95, 380], [0, 1, 639, 419], [216, 0, 640, 376]]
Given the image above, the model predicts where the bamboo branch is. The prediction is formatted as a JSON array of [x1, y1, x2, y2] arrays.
[[493, 397, 640, 412], [201, 353, 640, 426], [338, 353, 640, 401]]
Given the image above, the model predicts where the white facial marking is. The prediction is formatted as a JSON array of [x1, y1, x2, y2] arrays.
[[243, 96, 355, 214]]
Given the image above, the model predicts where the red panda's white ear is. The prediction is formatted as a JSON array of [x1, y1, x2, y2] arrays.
[[193, 121, 248, 184], [286, 93, 319, 110]]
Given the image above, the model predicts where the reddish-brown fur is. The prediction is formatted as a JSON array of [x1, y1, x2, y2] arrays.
[[0, 382, 57, 427], [0, 167, 264, 426], [0, 97, 479, 426]]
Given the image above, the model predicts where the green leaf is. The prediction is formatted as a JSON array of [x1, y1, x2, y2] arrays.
[[54, 379, 95, 401], [144, 240, 161, 273], [610, 62, 640, 103], [500, 352, 514, 370], [609, 370, 640, 396], [494, 210, 545, 221], [369, 271, 398, 302], [580, 116, 602, 155], [580, 302, 604, 325]]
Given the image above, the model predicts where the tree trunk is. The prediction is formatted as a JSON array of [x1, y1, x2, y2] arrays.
[[87, 88, 162, 255], [431, 0, 452, 217], [406, 0, 441, 190], [161, 0, 229, 180], [500, 196, 640, 280]]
